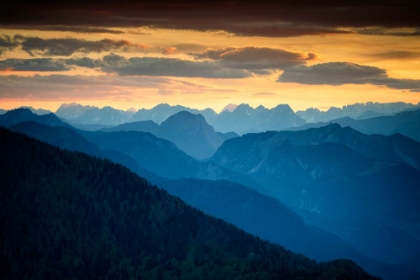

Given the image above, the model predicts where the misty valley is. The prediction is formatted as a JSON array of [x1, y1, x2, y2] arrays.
[[1, 101, 420, 280]]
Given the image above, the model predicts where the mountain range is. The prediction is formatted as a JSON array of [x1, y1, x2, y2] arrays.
[[290, 109, 420, 142], [29, 101, 419, 135], [102, 111, 225, 160], [210, 124, 420, 267], [296, 102, 420, 123], [2, 107, 420, 279], [2, 127, 384, 279]]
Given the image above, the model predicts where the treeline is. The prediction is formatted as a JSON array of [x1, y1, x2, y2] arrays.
[[0, 128, 379, 280]]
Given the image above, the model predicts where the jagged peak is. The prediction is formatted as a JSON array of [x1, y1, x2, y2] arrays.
[[221, 103, 238, 113]]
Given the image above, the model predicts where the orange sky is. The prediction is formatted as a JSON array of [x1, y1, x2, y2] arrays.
[[1, 1, 419, 112]]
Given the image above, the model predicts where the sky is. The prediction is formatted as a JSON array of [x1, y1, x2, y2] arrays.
[[0, 0, 419, 113]]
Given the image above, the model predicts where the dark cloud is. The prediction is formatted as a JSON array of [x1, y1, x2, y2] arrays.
[[0, 58, 70, 71], [0, 54, 253, 78], [1, 1, 419, 37], [192, 47, 317, 70], [356, 28, 420, 36], [98, 54, 252, 78], [278, 62, 386, 85], [0, 35, 19, 55], [0, 25, 124, 34], [277, 62, 420, 91], [65, 57, 98, 68], [12, 35, 150, 56]]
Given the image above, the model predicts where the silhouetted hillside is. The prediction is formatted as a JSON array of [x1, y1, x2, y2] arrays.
[[0, 108, 70, 128], [0, 128, 380, 279], [210, 125, 420, 267]]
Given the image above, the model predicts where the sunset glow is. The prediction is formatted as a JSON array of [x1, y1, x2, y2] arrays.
[[1, 1, 419, 112]]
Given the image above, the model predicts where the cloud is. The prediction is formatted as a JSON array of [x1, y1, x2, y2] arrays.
[[0, 58, 70, 71], [278, 62, 386, 85], [192, 47, 317, 70], [0, 54, 253, 78], [65, 57, 99, 68], [127, 29, 152, 35], [277, 62, 420, 91], [356, 28, 420, 37], [0, 35, 19, 55], [0, 74, 239, 100], [98, 53, 252, 78], [1, 1, 418, 37], [0, 25, 124, 34], [11, 35, 151, 56]]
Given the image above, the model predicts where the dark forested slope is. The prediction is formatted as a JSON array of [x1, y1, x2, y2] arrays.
[[0, 128, 379, 279]]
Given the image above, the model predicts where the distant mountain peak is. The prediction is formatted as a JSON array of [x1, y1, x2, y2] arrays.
[[221, 103, 238, 113], [158, 110, 223, 160], [57, 102, 96, 109]]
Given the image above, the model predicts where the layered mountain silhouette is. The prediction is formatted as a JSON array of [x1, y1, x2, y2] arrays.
[[5, 121, 415, 279], [79, 129, 258, 189], [210, 124, 420, 266], [158, 178, 420, 279], [4, 107, 420, 279], [296, 102, 420, 123], [49, 101, 420, 137], [3, 108, 226, 160], [291, 108, 420, 142], [0, 108, 71, 128], [3, 127, 384, 280], [101, 111, 225, 160]]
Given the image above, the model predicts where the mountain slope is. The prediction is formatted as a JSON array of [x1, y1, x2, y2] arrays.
[[101, 120, 159, 134], [210, 125, 420, 265], [0, 108, 71, 128], [79, 129, 259, 189], [291, 109, 420, 142], [156, 111, 224, 159], [9, 121, 159, 183], [0, 127, 381, 280], [158, 178, 418, 280], [285, 123, 420, 170], [7, 117, 418, 278]]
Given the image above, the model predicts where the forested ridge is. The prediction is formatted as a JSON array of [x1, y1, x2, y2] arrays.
[[0, 128, 379, 279]]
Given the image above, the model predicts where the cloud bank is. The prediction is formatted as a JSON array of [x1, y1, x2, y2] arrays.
[[1, 1, 419, 37], [192, 47, 317, 70], [0, 58, 70, 71], [278, 62, 420, 92], [0, 35, 151, 56]]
